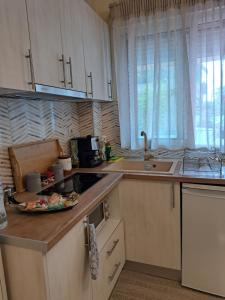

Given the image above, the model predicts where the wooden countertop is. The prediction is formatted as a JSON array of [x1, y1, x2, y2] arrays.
[[1, 160, 225, 253], [80, 161, 225, 185], [0, 172, 122, 253]]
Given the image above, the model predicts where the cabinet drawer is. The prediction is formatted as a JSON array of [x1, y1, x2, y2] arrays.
[[93, 221, 125, 300]]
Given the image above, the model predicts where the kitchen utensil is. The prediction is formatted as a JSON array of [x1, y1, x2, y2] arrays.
[[52, 164, 64, 182], [25, 172, 42, 193], [58, 155, 72, 171]]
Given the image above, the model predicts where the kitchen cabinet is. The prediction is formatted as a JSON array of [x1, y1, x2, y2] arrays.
[[82, 1, 106, 100], [0, 0, 32, 91], [59, 0, 86, 92], [26, 0, 64, 88], [0, 0, 113, 100], [1, 185, 123, 300], [93, 221, 125, 300], [0, 249, 7, 300], [119, 179, 181, 270], [46, 218, 92, 300], [102, 21, 113, 100], [2, 218, 92, 300]]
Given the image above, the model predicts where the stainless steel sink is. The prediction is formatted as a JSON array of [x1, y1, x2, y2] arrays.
[[103, 159, 179, 175]]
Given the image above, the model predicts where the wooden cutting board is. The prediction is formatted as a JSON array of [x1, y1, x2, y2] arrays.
[[9, 139, 63, 192]]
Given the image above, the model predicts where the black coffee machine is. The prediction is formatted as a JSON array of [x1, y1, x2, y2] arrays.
[[70, 135, 103, 168]]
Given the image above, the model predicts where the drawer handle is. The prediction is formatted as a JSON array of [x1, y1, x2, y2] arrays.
[[107, 80, 112, 99], [108, 262, 121, 282], [25, 49, 35, 90], [88, 72, 93, 97], [66, 57, 73, 88], [107, 239, 119, 256], [171, 182, 175, 209], [59, 54, 66, 87]]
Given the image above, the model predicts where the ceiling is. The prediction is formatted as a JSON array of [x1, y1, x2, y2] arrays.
[[86, 0, 112, 21]]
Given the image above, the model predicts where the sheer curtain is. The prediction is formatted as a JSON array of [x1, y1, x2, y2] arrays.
[[112, 0, 225, 151]]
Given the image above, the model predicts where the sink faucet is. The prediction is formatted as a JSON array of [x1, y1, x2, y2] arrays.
[[141, 131, 154, 161]]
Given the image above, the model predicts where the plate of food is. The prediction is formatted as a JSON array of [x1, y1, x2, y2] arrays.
[[15, 192, 79, 213]]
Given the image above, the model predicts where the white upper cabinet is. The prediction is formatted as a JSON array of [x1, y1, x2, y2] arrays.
[[59, 0, 86, 92], [102, 21, 113, 100], [0, 0, 112, 99], [26, 0, 64, 88], [0, 0, 32, 91], [82, 1, 106, 100]]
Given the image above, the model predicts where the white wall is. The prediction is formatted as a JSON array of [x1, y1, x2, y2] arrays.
[[86, 0, 111, 21]]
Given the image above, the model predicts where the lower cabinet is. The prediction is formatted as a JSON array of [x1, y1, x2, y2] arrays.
[[46, 218, 92, 300], [119, 179, 181, 270], [2, 217, 92, 300], [1, 186, 124, 300], [1, 179, 181, 299], [0, 249, 7, 300], [93, 221, 125, 300]]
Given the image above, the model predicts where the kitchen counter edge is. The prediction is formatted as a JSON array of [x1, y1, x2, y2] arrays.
[[0, 172, 122, 253]]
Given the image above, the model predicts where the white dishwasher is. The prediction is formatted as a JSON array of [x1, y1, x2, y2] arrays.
[[182, 183, 225, 297]]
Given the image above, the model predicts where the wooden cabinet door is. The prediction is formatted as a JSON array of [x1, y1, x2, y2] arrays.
[[0, 249, 7, 300], [82, 2, 105, 100], [26, 0, 63, 87], [0, 0, 32, 91], [59, 0, 86, 92], [119, 179, 181, 270], [46, 218, 92, 300]]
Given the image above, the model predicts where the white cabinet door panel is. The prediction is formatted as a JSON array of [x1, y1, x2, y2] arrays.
[[0, 0, 31, 91], [26, 0, 63, 87], [60, 0, 86, 92], [82, 2, 105, 100]]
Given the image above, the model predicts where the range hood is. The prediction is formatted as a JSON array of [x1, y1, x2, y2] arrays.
[[0, 84, 93, 102]]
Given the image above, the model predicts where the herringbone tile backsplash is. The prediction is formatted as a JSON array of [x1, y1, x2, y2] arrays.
[[0, 98, 135, 187], [0, 99, 80, 186]]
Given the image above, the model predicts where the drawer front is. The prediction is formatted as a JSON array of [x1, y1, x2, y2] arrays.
[[93, 221, 125, 300]]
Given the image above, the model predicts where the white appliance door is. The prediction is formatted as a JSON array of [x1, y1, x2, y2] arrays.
[[182, 185, 225, 297]]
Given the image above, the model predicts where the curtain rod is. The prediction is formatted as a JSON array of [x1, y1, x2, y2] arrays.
[[109, 0, 221, 20]]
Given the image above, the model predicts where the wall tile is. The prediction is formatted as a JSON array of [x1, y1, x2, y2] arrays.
[[78, 102, 94, 136], [0, 100, 13, 185], [0, 99, 80, 186], [93, 102, 102, 137], [0, 96, 131, 187]]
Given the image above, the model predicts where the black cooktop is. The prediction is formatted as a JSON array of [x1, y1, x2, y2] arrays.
[[38, 173, 107, 196]]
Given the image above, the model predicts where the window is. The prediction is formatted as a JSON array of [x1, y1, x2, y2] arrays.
[[113, 4, 225, 150]]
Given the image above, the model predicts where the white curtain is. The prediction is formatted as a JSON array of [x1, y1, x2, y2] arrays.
[[112, 0, 225, 151]]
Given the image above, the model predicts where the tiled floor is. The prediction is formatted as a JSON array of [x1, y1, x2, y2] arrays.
[[110, 270, 221, 300]]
